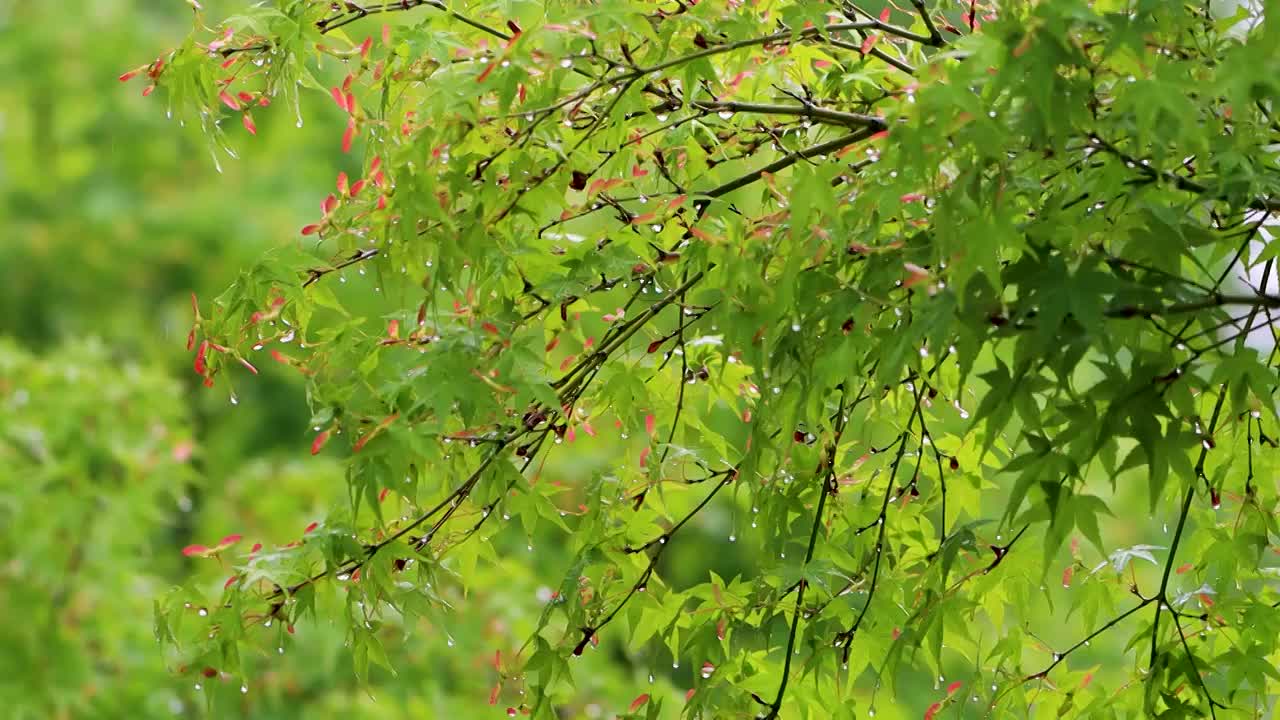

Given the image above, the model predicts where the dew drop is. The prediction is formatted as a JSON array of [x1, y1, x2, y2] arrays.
[[729, 534, 736, 542], [717, 110, 733, 120], [197, 608, 208, 617], [240, 685, 248, 694], [194, 683, 202, 691]]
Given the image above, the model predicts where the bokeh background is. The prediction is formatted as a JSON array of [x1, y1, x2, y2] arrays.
[[0, 3, 748, 717]]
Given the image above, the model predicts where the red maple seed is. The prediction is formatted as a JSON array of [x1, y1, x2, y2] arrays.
[[219, 534, 242, 547], [223, 575, 238, 589], [341, 119, 357, 153], [303, 521, 319, 534], [194, 340, 209, 375], [629, 694, 650, 713], [182, 544, 209, 557], [218, 90, 240, 110], [311, 430, 330, 455], [644, 414, 656, 437], [300, 223, 322, 236]]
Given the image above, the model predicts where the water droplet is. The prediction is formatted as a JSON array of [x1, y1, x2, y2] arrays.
[[229, 393, 239, 405], [194, 683, 202, 691], [560, 58, 573, 68], [672, 661, 679, 669], [717, 110, 733, 120], [655, 114, 668, 122], [197, 608, 208, 617], [240, 685, 248, 694], [278, 646, 285, 654], [729, 534, 736, 542]]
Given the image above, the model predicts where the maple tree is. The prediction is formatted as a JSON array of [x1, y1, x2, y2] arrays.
[[127, 0, 1280, 717]]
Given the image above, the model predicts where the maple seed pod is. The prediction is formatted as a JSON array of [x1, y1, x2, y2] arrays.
[[949, 457, 959, 471]]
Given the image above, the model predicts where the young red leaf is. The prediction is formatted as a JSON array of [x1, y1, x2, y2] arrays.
[[218, 534, 242, 547], [379, 487, 390, 503], [628, 694, 650, 713], [924, 702, 942, 720], [644, 414, 656, 437], [300, 223, 322, 236], [182, 544, 210, 557], [303, 521, 319, 534], [223, 575, 239, 589], [359, 36, 373, 59], [946, 681, 962, 695]]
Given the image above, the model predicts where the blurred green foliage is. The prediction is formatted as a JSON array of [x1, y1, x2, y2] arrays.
[[0, 2, 660, 718]]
